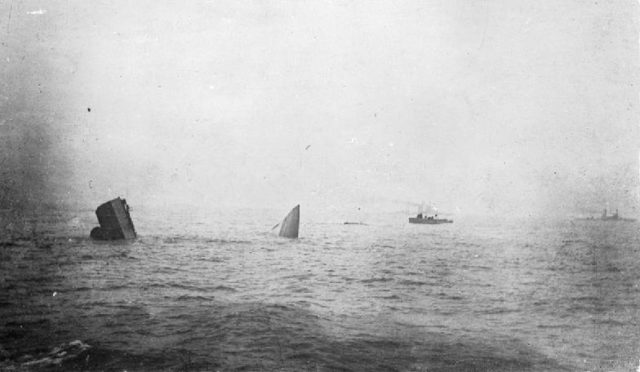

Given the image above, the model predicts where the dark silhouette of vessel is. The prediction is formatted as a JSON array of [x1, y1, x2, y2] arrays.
[[409, 213, 453, 224], [578, 208, 637, 222], [598, 208, 636, 222]]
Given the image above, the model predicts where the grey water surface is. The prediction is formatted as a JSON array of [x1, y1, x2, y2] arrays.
[[1, 209, 639, 371]]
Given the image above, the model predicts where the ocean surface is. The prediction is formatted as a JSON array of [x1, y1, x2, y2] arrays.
[[1, 208, 640, 371]]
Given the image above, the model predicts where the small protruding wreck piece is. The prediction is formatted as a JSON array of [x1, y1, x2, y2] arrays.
[[278, 204, 300, 239], [90, 197, 137, 240]]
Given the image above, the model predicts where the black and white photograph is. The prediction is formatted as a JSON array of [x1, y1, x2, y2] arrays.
[[1, 1, 639, 371]]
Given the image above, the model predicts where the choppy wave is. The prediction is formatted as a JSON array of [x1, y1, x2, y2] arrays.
[[1, 213, 640, 370]]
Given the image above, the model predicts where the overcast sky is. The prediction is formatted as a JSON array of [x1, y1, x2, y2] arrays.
[[1, 0, 638, 217]]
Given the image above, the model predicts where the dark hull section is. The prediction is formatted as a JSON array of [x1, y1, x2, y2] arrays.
[[90, 198, 137, 240], [409, 218, 453, 224]]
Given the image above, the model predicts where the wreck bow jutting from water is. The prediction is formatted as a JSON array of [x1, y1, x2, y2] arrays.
[[278, 204, 300, 239], [89, 198, 136, 241]]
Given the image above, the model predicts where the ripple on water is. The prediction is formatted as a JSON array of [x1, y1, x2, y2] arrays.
[[1, 213, 639, 371]]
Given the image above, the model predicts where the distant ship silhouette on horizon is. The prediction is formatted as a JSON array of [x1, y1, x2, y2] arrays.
[[578, 208, 637, 222]]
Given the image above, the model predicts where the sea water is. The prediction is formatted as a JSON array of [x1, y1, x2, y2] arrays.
[[1, 208, 639, 371]]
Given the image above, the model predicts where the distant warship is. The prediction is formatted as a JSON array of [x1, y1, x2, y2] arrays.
[[579, 208, 636, 222], [598, 208, 636, 222], [90, 197, 137, 240], [408, 202, 453, 224], [409, 213, 453, 224]]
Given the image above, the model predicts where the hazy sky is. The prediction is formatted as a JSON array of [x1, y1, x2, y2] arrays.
[[1, 0, 638, 217]]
